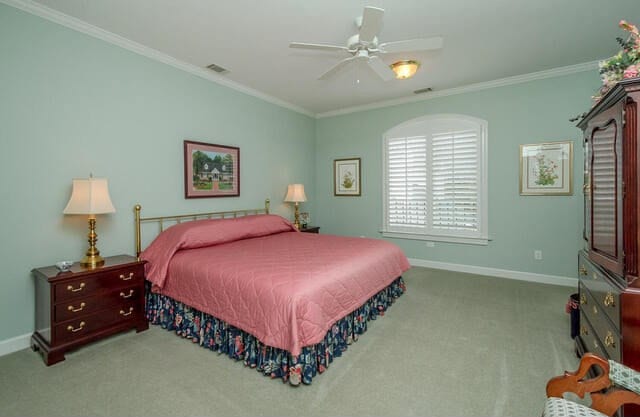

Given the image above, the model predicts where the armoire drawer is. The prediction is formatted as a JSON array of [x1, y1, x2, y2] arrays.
[[578, 252, 621, 329], [578, 310, 608, 359], [580, 283, 621, 362]]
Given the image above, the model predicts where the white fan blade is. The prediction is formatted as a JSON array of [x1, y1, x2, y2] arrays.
[[368, 56, 395, 81], [378, 37, 444, 53], [318, 56, 358, 80], [359, 6, 384, 43], [289, 42, 350, 53]]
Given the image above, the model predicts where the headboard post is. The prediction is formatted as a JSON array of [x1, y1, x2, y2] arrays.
[[134, 204, 142, 260], [265, 198, 270, 214]]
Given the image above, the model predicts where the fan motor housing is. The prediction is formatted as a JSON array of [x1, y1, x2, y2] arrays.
[[348, 34, 378, 51]]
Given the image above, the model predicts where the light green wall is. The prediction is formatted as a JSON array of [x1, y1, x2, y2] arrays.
[[0, 3, 604, 343], [0, 4, 315, 341], [315, 71, 601, 279]]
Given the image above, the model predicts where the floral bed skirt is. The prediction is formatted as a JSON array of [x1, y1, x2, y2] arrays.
[[145, 277, 406, 386]]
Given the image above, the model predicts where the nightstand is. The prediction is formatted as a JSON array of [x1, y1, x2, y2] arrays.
[[31, 255, 148, 366], [299, 226, 320, 233]]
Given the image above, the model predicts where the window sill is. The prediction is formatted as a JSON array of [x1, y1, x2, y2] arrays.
[[380, 231, 490, 246]]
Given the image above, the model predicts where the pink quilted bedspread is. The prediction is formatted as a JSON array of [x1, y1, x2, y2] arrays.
[[142, 219, 409, 355]]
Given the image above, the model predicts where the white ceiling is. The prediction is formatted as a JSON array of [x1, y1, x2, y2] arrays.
[[23, 0, 640, 115]]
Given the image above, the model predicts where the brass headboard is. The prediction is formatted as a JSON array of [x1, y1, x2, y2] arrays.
[[134, 198, 270, 259]]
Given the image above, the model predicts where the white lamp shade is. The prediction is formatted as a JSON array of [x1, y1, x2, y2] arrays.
[[284, 184, 307, 203], [63, 178, 116, 215]]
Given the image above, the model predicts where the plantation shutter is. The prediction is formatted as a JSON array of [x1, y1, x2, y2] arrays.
[[385, 135, 428, 233], [431, 128, 480, 234], [383, 114, 487, 243]]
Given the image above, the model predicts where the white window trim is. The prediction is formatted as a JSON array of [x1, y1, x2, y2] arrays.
[[381, 113, 489, 245]]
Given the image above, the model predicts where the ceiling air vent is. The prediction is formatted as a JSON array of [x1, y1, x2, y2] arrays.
[[206, 63, 229, 74], [413, 87, 433, 94]]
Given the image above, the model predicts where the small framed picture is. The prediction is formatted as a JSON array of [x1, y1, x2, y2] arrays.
[[300, 212, 310, 228], [334, 157, 361, 196], [520, 141, 573, 196], [184, 140, 240, 198]]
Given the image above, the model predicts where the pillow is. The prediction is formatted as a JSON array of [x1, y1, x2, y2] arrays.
[[142, 214, 297, 288]]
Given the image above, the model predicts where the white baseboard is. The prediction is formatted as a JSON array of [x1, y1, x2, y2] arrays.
[[0, 333, 31, 357], [408, 258, 578, 287]]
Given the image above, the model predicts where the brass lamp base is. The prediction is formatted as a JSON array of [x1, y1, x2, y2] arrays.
[[80, 216, 104, 269], [80, 254, 105, 268], [293, 202, 301, 230]]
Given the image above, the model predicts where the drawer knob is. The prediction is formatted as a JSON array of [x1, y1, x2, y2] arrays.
[[119, 272, 134, 281], [580, 326, 589, 336], [604, 331, 616, 348], [603, 292, 615, 307], [593, 305, 598, 315], [67, 282, 85, 292], [119, 307, 134, 317], [579, 266, 587, 275], [67, 321, 86, 333], [120, 290, 135, 299], [67, 302, 86, 312], [580, 294, 587, 305]]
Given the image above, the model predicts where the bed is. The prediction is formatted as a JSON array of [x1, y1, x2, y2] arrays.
[[135, 200, 410, 385]]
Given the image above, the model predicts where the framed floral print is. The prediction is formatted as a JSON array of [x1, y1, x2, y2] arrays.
[[519, 141, 573, 196], [184, 140, 240, 198], [334, 157, 361, 196]]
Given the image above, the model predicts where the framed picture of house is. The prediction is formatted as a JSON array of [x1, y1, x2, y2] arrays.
[[519, 141, 572, 196], [184, 140, 240, 198], [334, 157, 361, 196]]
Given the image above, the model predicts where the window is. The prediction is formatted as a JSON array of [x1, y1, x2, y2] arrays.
[[382, 114, 488, 245]]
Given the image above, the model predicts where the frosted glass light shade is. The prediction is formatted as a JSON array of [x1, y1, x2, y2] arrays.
[[391, 60, 420, 79], [284, 184, 307, 203], [63, 178, 116, 215]]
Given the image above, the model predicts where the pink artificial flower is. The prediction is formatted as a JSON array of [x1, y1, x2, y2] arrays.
[[620, 20, 640, 36], [624, 65, 639, 79]]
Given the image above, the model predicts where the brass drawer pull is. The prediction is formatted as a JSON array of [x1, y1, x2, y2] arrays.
[[119, 272, 134, 281], [67, 321, 86, 333], [120, 290, 135, 299], [580, 294, 587, 305], [604, 331, 616, 348], [580, 326, 589, 336], [603, 292, 615, 307], [579, 266, 587, 275], [67, 282, 85, 292], [119, 307, 134, 317], [593, 305, 598, 315], [67, 302, 86, 312]]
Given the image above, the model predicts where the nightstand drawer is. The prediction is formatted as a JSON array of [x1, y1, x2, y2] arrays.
[[54, 285, 141, 323], [53, 302, 139, 345], [53, 265, 144, 302]]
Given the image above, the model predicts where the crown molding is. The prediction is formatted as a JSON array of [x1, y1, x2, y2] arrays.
[[1, 0, 315, 118], [316, 60, 600, 118]]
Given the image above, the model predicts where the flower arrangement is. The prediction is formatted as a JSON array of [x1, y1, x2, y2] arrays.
[[596, 20, 640, 100]]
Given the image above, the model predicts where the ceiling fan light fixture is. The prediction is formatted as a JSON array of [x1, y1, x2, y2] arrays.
[[390, 60, 420, 79]]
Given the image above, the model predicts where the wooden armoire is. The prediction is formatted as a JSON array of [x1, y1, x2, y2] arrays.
[[577, 78, 640, 416]]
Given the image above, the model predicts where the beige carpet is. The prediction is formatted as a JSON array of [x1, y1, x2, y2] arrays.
[[0, 267, 578, 416]]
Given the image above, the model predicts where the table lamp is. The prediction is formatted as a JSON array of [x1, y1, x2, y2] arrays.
[[63, 175, 116, 268], [284, 184, 307, 230]]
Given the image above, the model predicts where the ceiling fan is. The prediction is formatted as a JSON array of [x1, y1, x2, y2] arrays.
[[289, 6, 443, 81]]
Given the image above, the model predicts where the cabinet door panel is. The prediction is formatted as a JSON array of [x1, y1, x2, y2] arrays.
[[589, 102, 624, 275]]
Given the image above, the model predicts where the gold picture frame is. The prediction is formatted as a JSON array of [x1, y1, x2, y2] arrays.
[[334, 157, 361, 196], [519, 141, 573, 196]]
